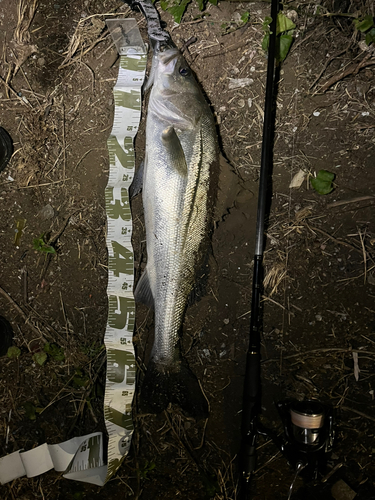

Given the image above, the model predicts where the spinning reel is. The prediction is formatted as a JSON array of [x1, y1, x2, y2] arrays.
[[273, 399, 335, 498]]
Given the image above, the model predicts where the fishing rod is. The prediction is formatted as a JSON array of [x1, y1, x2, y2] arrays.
[[239, 0, 279, 497]]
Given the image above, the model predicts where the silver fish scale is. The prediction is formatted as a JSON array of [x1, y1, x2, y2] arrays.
[[142, 48, 218, 371]]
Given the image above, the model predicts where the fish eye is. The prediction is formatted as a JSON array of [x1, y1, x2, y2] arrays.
[[179, 67, 190, 77]]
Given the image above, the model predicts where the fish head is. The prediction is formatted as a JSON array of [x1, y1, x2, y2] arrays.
[[148, 45, 205, 129]]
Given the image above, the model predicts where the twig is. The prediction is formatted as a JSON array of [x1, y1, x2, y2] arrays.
[[0, 74, 32, 108], [254, 451, 281, 474], [309, 47, 348, 90], [21, 267, 28, 304], [262, 347, 375, 364], [74, 149, 94, 171], [358, 228, 367, 284], [307, 225, 363, 256], [0, 285, 28, 320], [45, 146, 70, 176], [60, 291, 70, 338], [80, 61, 95, 92], [341, 406, 375, 423], [62, 98, 66, 182], [0, 285, 47, 341], [327, 195, 375, 208], [202, 39, 251, 59], [39, 211, 78, 282], [337, 264, 375, 283], [193, 417, 208, 451], [261, 294, 286, 310], [16, 178, 71, 188], [11, 47, 42, 108], [320, 54, 375, 92]]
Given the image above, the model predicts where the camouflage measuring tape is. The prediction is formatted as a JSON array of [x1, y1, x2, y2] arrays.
[[104, 43, 147, 481]]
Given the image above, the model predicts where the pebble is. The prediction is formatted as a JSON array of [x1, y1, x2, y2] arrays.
[[286, 10, 298, 22], [228, 78, 254, 90], [39, 204, 55, 221], [331, 479, 356, 500]]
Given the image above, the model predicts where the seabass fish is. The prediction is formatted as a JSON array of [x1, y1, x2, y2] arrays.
[[135, 42, 218, 416]]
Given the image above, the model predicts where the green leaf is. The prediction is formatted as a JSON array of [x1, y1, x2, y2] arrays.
[[241, 11, 250, 24], [262, 16, 272, 32], [197, 0, 205, 11], [7, 346, 21, 359], [33, 351, 48, 366], [140, 460, 156, 479], [276, 12, 296, 35], [167, 0, 192, 24], [365, 27, 375, 45], [23, 402, 37, 420], [44, 342, 65, 362], [208, 0, 217, 5], [354, 15, 374, 33], [262, 33, 270, 52], [72, 370, 90, 388], [33, 234, 56, 254], [277, 34, 293, 62], [310, 170, 335, 195]]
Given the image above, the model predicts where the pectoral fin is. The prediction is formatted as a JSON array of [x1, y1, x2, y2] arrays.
[[161, 126, 188, 177], [134, 267, 154, 309]]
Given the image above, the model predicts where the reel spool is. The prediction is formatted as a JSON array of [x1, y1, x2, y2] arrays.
[[277, 399, 335, 479]]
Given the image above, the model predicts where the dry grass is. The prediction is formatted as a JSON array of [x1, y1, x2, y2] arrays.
[[59, 10, 132, 68], [14, 0, 38, 45], [263, 262, 287, 297]]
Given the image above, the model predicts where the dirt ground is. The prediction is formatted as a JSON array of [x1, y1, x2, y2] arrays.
[[0, 0, 375, 499]]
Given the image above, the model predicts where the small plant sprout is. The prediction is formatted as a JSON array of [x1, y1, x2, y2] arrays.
[[7, 346, 21, 359], [33, 351, 48, 366], [44, 342, 65, 362], [353, 14, 375, 45], [139, 460, 156, 480], [310, 170, 335, 195], [33, 234, 56, 254]]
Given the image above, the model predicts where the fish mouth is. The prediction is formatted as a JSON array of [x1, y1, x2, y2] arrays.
[[159, 48, 179, 64], [157, 47, 180, 72], [155, 42, 180, 70]]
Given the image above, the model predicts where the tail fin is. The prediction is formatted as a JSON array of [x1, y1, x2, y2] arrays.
[[140, 360, 208, 418]]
